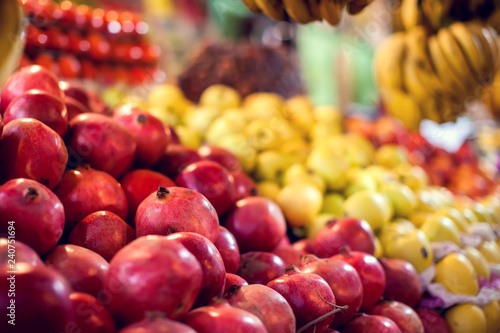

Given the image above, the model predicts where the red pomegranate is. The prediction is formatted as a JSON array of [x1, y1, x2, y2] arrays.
[[70, 292, 117, 333], [198, 145, 242, 173], [118, 316, 196, 333], [65, 96, 90, 121], [222, 273, 248, 295], [339, 313, 402, 333], [231, 171, 258, 201], [380, 258, 423, 308], [369, 301, 424, 333], [415, 309, 451, 333], [213, 226, 240, 274], [237, 251, 285, 285], [153, 144, 202, 179], [0, 238, 42, 267]]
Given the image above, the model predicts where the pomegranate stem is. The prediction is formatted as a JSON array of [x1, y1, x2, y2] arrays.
[[157, 186, 170, 198], [296, 305, 348, 333]]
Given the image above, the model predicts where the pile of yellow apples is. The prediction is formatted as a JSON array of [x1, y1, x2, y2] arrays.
[[136, 83, 500, 331]]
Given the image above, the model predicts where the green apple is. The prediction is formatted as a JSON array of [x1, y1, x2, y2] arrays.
[[276, 182, 323, 228], [182, 107, 220, 134], [375, 144, 409, 168], [217, 133, 257, 173], [254, 150, 295, 182], [380, 182, 417, 218], [321, 192, 345, 216], [282, 163, 326, 193], [306, 147, 349, 191], [199, 84, 241, 111], [342, 190, 393, 231], [306, 213, 336, 239], [206, 113, 246, 145]]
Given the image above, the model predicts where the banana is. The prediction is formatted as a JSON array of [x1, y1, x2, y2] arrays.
[[319, 0, 342, 25], [375, 32, 407, 92], [347, 0, 374, 15], [467, 23, 496, 83], [400, 0, 422, 31], [421, 0, 453, 30], [402, 51, 432, 100], [255, 0, 285, 21], [307, 0, 323, 20], [485, 26, 499, 70], [419, 96, 443, 123], [283, 0, 313, 23], [437, 27, 481, 92], [381, 89, 422, 130], [427, 35, 469, 101], [242, 0, 262, 13]]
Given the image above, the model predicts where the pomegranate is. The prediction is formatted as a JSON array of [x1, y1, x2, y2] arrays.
[[312, 217, 375, 257], [68, 211, 135, 261], [237, 251, 285, 285], [65, 96, 90, 121], [166, 232, 226, 307], [0, 264, 74, 332], [369, 301, 424, 333], [181, 301, 267, 333], [65, 113, 136, 179], [175, 160, 236, 216], [225, 197, 287, 252], [70, 292, 117, 333], [0, 238, 42, 267], [54, 165, 128, 232], [267, 266, 337, 333], [44, 244, 109, 298], [0, 114, 3, 136], [118, 316, 196, 333], [198, 145, 242, 173], [0, 179, 64, 255], [0, 65, 64, 113], [3, 89, 68, 137], [232, 170, 258, 200], [222, 273, 248, 295], [213, 226, 240, 274], [293, 239, 313, 254], [59, 81, 91, 109], [113, 105, 170, 167], [332, 250, 386, 312], [167, 124, 181, 144], [153, 144, 201, 179], [380, 258, 423, 308], [87, 89, 110, 115], [299, 255, 363, 328], [224, 284, 296, 333], [135, 186, 219, 243], [415, 309, 451, 333], [120, 169, 176, 224], [272, 244, 305, 266], [339, 314, 402, 333], [0, 118, 68, 189], [105, 235, 202, 325]]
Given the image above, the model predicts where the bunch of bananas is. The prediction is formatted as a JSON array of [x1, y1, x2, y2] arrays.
[[241, 0, 373, 25], [483, 63, 500, 118], [400, 0, 498, 31], [376, 21, 499, 128]]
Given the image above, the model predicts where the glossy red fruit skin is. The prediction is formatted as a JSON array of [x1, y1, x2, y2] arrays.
[[59, 81, 91, 109], [118, 317, 196, 333], [70, 292, 117, 333], [44, 244, 109, 298], [312, 217, 375, 257], [213, 226, 240, 274], [166, 232, 226, 307], [0, 179, 64, 255], [231, 171, 258, 201], [271, 245, 304, 266], [224, 284, 296, 333], [65, 113, 136, 179], [175, 161, 236, 217], [120, 169, 176, 225], [0, 114, 3, 136], [380, 258, 423, 308], [0, 264, 74, 333], [267, 267, 337, 333], [153, 144, 202, 179], [332, 250, 386, 312], [339, 314, 402, 333], [65, 96, 91, 121], [237, 251, 285, 285], [369, 301, 424, 333], [415, 309, 451, 333], [105, 236, 203, 325], [0, 119, 68, 189], [292, 239, 313, 254], [3, 90, 68, 137], [113, 105, 170, 167], [68, 211, 135, 262], [0, 238, 42, 267], [54, 165, 128, 232], [198, 145, 242, 173], [222, 273, 248, 295], [299, 255, 363, 328], [0, 65, 64, 113], [224, 197, 287, 253], [135, 186, 219, 243], [181, 301, 267, 333]]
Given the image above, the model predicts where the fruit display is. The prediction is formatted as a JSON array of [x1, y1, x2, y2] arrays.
[[18, 0, 161, 84], [241, 0, 375, 25]]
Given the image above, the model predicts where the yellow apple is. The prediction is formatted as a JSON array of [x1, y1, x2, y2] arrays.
[[407, 211, 433, 228], [390, 217, 417, 231], [463, 246, 491, 280], [321, 192, 345, 216], [147, 106, 181, 125], [182, 107, 220, 134], [283, 95, 315, 136], [280, 139, 310, 163], [478, 241, 500, 264], [391, 163, 429, 191], [431, 207, 469, 232], [364, 165, 395, 188], [217, 134, 257, 173], [306, 147, 349, 191], [276, 182, 323, 228], [459, 208, 480, 225], [199, 84, 241, 111], [380, 182, 417, 217], [435, 253, 478, 296], [342, 190, 393, 231], [245, 118, 283, 151], [282, 163, 326, 193], [342, 133, 375, 167], [174, 126, 202, 149], [416, 188, 444, 213], [243, 92, 284, 119], [471, 203, 497, 225], [306, 213, 336, 239], [310, 123, 343, 143], [313, 105, 342, 124], [206, 114, 247, 145], [481, 195, 500, 220], [344, 171, 378, 197], [254, 150, 295, 182], [147, 84, 190, 114], [257, 181, 281, 201], [420, 215, 462, 246], [482, 301, 500, 333], [374, 236, 383, 258], [445, 304, 487, 333], [375, 144, 409, 168]]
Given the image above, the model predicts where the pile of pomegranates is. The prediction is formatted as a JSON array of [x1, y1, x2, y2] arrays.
[[0, 65, 448, 333]]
